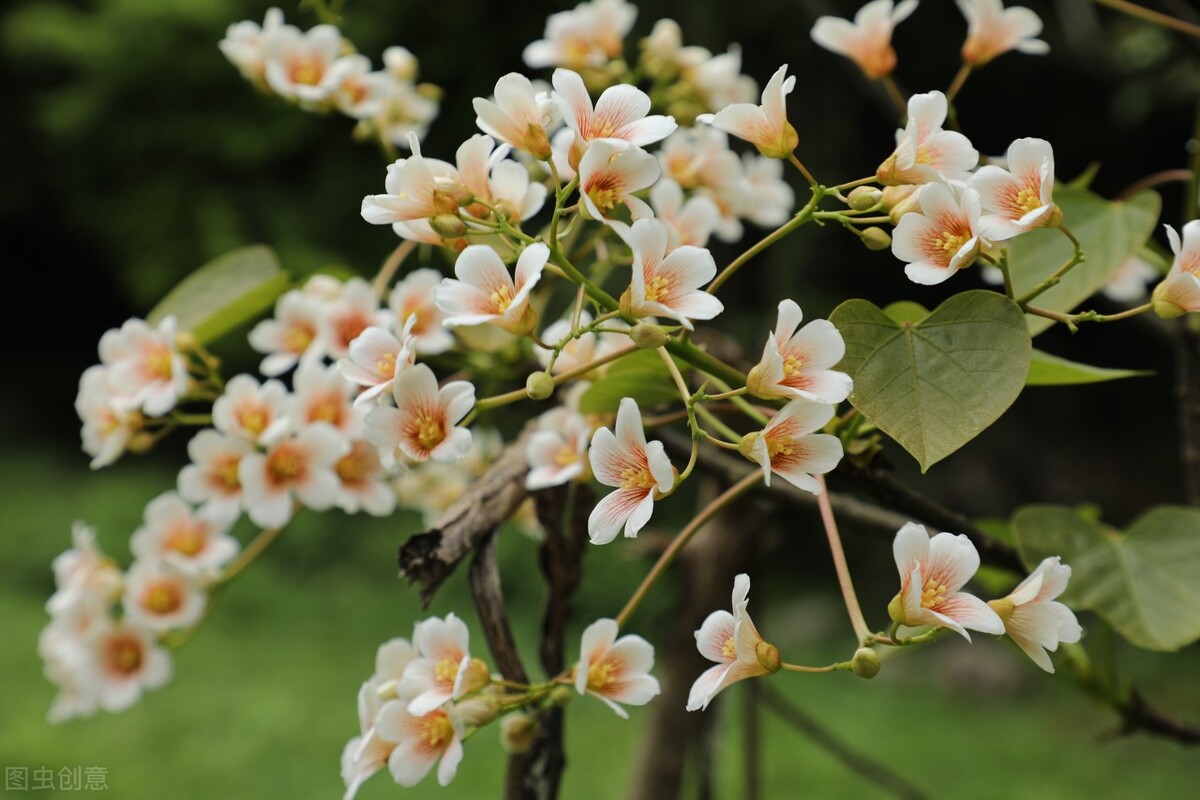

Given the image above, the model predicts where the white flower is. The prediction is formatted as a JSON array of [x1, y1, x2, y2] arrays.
[[48, 522, 123, 619], [877, 91, 979, 185], [365, 364, 475, 464], [552, 68, 676, 170], [401, 614, 489, 716], [957, 0, 1048, 66], [262, 23, 348, 106], [129, 491, 239, 582], [473, 73, 559, 160], [361, 134, 459, 225], [212, 374, 291, 445], [736, 153, 795, 229], [342, 639, 420, 800], [455, 134, 548, 222], [238, 423, 350, 528], [989, 557, 1082, 672], [1103, 255, 1158, 303], [98, 316, 189, 417], [334, 440, 398, 516], [389, 269, 455, 355], [331, 56, 390, 119], [249, 289, 326, 376], [741, 400, 844, 493], [891, 522, 1004, 640], [658, 127, 746, 242], [291, 361, 364, 438], [338, 323, 416, 408], [617, 218, 723, 330], [811, 0, 919, 79], [121, 560, 207, 633], [84, 620, 173, 713], [535, 311, 598, 375], [1153, 221, 1200, 317], [892, 182, 985, 284], [372, 79, 440, 148], [177, 430, 254, 523], [970, 137, 1060, 241], [373, 702, 465, 788], [650, 179, 720, 249], [746, 300, 852, 403], [526, 407, 593, 490], [219, 7, 286, 83], [578, 139, 661, 221], [75, 366, 139, 469], [435, 243, 548, 335], [383, 47, 418, 81], [586, 397, 675, 544], [687, 574, 774, 711], [523, 0, 637, 70], [322, 278, 391, 361], [685, 46, 759, 110], [699, 64, 798, 159], [574, 618, 660, 718]]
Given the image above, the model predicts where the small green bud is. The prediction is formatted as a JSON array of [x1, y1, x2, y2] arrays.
[[127, 431, 156, 454], [887, 593, 906, 625], [1152, 281, 1188, 319], [500, 713, 538, 755], [547, 684, 574, 707], [630, 322, 671, 349], [174, 330, 200, 352], [861, 227, 892, 251], [846, 186, 883, 211], [755, 640, 781, 673], [526, 371, 555, 400], [851, 647, 882, 679], [429, 214, 468, 238]]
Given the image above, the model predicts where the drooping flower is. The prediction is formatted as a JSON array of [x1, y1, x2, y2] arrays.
[[617, 218, 724, 329], [810, 0, 919, 79], [740, 399, 844, 493], [473, 73, 558, 160], [970, 137, 1060, 241], [388, 269, 455, 355], [401, 614, 489, 716], [338, 323, 416, 407], [365, 364, 475, 465], [552, 68, 676, 170], [578, 139, 661, 221], [248, 289, 326, 376], [698, 64, 798, 159], [687, 574, 776, 711], [1152, 221, 1200, 317], [877, 91, 979, 185], [523, 0, 637, 71], [75, 366, 140, 470], [334, 440, 398, 517], [373, 702, 465, 788], [525, 407, 593, 490], [650, 179, 720, 249], [238, 423, 350, 528], [586, 397, 675, 544], [361, 134, 460, 225], [890, 522, 1004, 640], [435, 243, 548, 335], [746, 299, 853, 403], [98, 316, 189, 417], [892, 182, 985, 284], [262, 23, 349, 106], [121, 560, 207, 633], [988, 557, 1082, 672], [129, 491, 239, 581], [574, 618, 660, 718], [212, 374, 292, 445], [177, 430, 254, 523], [957, 0, 1049, 67]]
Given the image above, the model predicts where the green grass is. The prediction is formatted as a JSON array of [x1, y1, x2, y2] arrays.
[[3, 450, 1199, 798]]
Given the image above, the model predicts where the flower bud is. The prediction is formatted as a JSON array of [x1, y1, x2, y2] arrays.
[[500, 713, 538, 755], [882, 184, 920, 223], [458, 657, 491, 697], [630, 322, 671, 349], [174, 330, 200, 352], [547, 684, 574, 707], [526, 371, 555, 400], [851, 647, 882, 679], [875, 154, 900, 186], [1152, 278, 1192, 319], [846, 186, 883, 212], [887, 593, 906, 625], [127, 430, 157, 453], [861, 227, 892, 251], [431, 188, 460, 217], [429, 214, 468, 238], [524, 123, 552, 161], [755, 640, 781, 673]]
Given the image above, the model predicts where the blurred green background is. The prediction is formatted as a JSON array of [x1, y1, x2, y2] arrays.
[[4, 0, 1200, 797]]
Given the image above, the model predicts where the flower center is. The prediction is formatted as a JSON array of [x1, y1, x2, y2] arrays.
[[289, 57, 323, 86], [588, 186, 620, 212], [337, 315, 370, 350], [266, 444, 306, 483], [238, 405, 269, 436], [721, 635, 736, 660], [104, 632, 144, 676], [144, 348, 174, 381], [165, 523, 206, 557], [376, 351, 398, 379], [284, 324, 314, 354], [142, 580, 183, 615], [335, 449, 367, 485], [920, 577, 948, 609], [490, 285, 515, 313], [417, 711, 454, 750], [554, 447, 579, 467], [215, 456, 241, 490], [782, 354, 804, 377], [409, 412, 445, 451], [619, 466, 656, 491], [932, 230, 969, 255], [434, 657, 460, 685], [644, 274, 670, 303], [1014, 186, 1041, 215], [308, 396, 344, 427], [587, 657, 618, 691], [765, 435, 793, 460]]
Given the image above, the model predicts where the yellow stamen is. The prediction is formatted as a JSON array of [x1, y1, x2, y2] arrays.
[[643, 275, 670, 303], [619, 466, 656, 491], [142, 581, 183, 615], [409, 413, 446, 451], [489, 286, 515, 313], [721, 635, 736, 660], [920, 577, 948, 609]]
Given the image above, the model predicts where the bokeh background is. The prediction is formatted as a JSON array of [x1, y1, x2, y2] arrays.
[[3, 0, 1200, 797]]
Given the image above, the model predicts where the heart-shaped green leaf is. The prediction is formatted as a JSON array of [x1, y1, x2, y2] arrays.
[[1013, 505, 1200, 652], [1006, 187, 1160, 335], [577, 349, 679, 414], [149, 245, 290, 344], [830, 290, 1031, 472], [1026, 349, 1151, 386]]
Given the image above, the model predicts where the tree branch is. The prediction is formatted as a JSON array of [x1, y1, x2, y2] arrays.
[[468, 531, 528, 683]]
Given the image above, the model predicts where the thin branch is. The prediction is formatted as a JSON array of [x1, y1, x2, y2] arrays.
[[468, 531, 529, 683], [1092, 0, 1200, 37]]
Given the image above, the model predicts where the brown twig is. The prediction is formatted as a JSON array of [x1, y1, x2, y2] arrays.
[[468, 531, 528, 683]]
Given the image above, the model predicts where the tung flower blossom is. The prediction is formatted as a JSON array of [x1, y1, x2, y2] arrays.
[[698, 64, 798, 159], [989, 556, 1082, 672], [342, 638, 418, 800], [574, 618, 660, 718], [892, 182, 985, 284], [473, 73, 558, 160], [746, 299, 852, 403], [523, 0, 637, 70], [121, 561, 207, 633], [98, 316, 189, 417], [586, 397, 675, 544], [262, 23, 348, 106], [373, 702, 464, 788], [212, 374, 291, 445], [617, 218, 723, 329], [361, 134, 459, 225], [48, 522, 123, 618], [389, 269, 455, 355], [322, 278, 392, 361], [578, 139, 661, 221], [76, 366, 140, 469], [957, 0, 1048, 67], [129, 491, 239, 581], [238, 423, 350, 528], [687, 574, 776, 711], [218, 7, 286, 84], [525, 407, 593, 490], [177, 430, 255, 523], [740, 399, 844, 494], [811, 0, 919, 79], [365, 363, 475, 465], [435, 243, 549, 335], [1152, 221, 1200, 317], [552, 68, 676, 169], [970, 137, 1060, 241], [248, 289, 325, 376], [338, 322, 416, 407], [83, 621, 173, 713], [890, 522, 1004, 640], [401, 614, 489, 716], [877, 91, 978, 185], [333, 439, 398, 517], [650, 179, 720, 249]]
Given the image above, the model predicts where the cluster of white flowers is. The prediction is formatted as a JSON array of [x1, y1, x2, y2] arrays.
[[220, 8, 439, 148]]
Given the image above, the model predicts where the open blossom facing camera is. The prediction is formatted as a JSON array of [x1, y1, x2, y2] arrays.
[[365, 363, 475, 465], [401, 613, 489, 716], [574, 618, 661, 718], [129, 492, 238, 581], [338, 323, 416, 407], [890, 522, 1004, 640], [617, 218, 723, 329], [99, 316, 189, 417], [877, 91, 978, 185], [85, 621, 173, 714], [739, 399, 844, 494], [578, 139, 661, 221], [688, 574, 777, 712], [389, 269, 454, 355], [553, 68, 676, 169], [121, 560, 207, 633], [957, 0, 1048, 67], [587, 397, 675, 544], [213, 374, 291, 445], [177, 430, 254, 522], [334, 439, 397, 516], [699, 64, 798, 159], [523, 0, 637, 70], [373, 702, 465, 788], [989, 557, 1082, 672], [1153, 221, 1200, 317], [473, 73, 558, 160], [322, 278, 392, 360], [249, 289, 325, 376], [525, 407, 593, 490], [262, 23, 349, 106], [892, 182, 985, 284], [811, 0, 919, 79], [435, 243, 549, 335], [746, 300, 852, 403], [239, 423, 350, 528], [970, 137, 1060, 240], [291, 361, 364, 438]]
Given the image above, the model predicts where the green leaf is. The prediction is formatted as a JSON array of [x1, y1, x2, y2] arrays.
[[1026, 349, 1152, 386], [1006, 187, 1160, 335], [1013, 505, 1200, 652], [882, 300, 929, 325], [148, 246, 290, 344], [577, 350, 679, 414], [830, 290, 1031, 472]]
